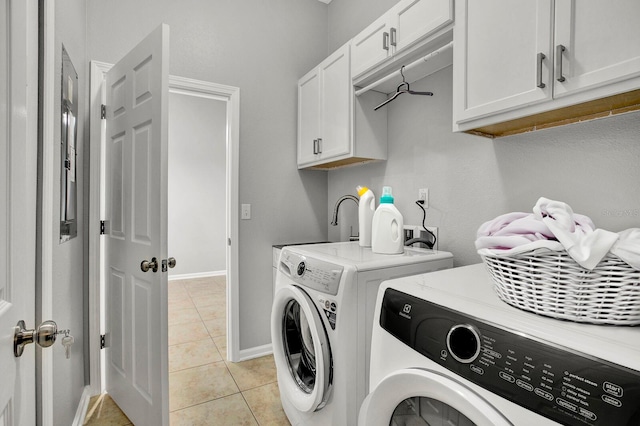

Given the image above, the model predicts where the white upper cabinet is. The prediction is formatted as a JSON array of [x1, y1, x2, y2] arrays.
[[298, 45, 351, 168], [298, 43, 387, 169], [453, 0, 640, 136], [298, 69, 321, 165], [352, 0, 453, 80], [553, 1, 640, 99], [453, 0, 553, 124], [319, 46, 352, 161], [351, 14, 394, 80]]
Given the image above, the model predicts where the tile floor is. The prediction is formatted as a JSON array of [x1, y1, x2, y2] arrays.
[[84, 276, 290, 426]]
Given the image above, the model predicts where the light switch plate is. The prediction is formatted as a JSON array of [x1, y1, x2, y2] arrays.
[[241, 204, 251, 220]]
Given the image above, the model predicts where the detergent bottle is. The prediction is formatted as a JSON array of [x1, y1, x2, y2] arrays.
[[356, 186, 375, 247], [372, 186, 404, 254]]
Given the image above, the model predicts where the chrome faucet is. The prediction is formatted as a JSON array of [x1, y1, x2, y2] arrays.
[[331, 195, 359, 226]]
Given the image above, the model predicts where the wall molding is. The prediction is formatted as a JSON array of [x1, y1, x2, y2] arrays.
[[238, 343, 273, 362], [71, 386, 92, 426], [168, 270, 226, 281]]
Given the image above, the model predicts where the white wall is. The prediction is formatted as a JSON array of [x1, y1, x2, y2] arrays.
[[87, 0, 330, 351], [50, 0, 87, 423], [168, 92, 226, 277], [328, 65, 640, 266]]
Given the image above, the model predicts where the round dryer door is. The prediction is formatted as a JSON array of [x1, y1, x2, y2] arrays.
[[359, 368, 513, 426], [271, 285, 332, 413]]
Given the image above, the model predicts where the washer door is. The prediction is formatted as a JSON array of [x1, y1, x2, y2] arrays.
[[271, 284, 332, 413], [359, 368, 513, 426]]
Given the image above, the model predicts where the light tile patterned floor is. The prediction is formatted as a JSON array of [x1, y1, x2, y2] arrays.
[[85, 276, 290, 426]]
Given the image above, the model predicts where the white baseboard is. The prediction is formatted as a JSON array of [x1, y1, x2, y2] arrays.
[[72, 386, 93, 426], [169, 270, 226, 281], [236, 343, 273, 362]]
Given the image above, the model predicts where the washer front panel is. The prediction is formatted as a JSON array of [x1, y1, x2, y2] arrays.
[[279, 249, 344, 296], [379, 288, 640, 426]]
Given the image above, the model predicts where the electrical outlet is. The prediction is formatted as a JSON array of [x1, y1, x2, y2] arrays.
[[418, 188, 429, 208]]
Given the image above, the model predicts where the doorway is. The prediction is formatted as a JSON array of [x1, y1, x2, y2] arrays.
[[167, 90, 226, 281], [87, 67, 241, 397]]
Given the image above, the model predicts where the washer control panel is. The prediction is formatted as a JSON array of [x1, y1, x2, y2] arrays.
[[279, 250, 344, 296], [380, 288, 640, 426]]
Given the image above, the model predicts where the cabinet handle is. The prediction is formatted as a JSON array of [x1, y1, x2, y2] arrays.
[[555, 44, 566, 82], [390, 28, 397, 47], [382, 32, 389, 51], [536, 52, 546, 88], [317, 138, 322, 154], [313, 139, 318, 154]]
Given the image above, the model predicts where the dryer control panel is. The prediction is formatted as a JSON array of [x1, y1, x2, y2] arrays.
[[380, 288, 640, 426], [279, 250, 343, 296]]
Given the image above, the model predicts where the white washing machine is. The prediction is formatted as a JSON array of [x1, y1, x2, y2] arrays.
[[271, 242, 453, 426], [359, 263, 640, 426]]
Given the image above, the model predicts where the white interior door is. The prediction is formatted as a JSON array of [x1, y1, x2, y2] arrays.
[[104, 24, 170, 426], [0, 0, 37, 424]]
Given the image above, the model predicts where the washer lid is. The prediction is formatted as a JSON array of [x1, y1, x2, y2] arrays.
[[271, 285, 332, 413], [358, 368, 513, 426], [287, 241, 452, 271]]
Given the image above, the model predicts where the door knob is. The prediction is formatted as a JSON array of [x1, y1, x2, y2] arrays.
[[141, 257, 158, 273], [162, 257, 177, 272], [14, 320, 58, 357]]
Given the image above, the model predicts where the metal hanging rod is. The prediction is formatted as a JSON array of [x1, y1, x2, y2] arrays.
[[355, 41, 454, 97]]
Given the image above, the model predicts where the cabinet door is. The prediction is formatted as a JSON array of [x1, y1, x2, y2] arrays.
[[393, 0, 453, 52], [553, 0, 640, 98], [351, 14, 393, 79], [453, 0, 553, 124], [297, 68, 320, 166], [319, 44, 351, 160]]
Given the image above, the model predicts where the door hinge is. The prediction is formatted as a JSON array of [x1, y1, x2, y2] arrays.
[[100, 220, 106, 235], [101, 104, 106, 119], [100, 334, 106, 349]]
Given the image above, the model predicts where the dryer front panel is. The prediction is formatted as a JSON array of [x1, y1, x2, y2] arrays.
[[379, 288, 640, 426], [358, 368, 513, 426]]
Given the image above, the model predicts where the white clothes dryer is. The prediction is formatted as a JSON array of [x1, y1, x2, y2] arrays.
[[271, 242, 453, 426], [360, 264, 640, 426]]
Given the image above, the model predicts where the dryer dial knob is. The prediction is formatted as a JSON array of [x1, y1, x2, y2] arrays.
[[296, 262, 306, 276], [446, 324, 481, 363]]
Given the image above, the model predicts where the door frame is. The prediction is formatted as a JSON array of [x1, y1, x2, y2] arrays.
[[88, 63, 241, 393], [40, 0, 57, 423]]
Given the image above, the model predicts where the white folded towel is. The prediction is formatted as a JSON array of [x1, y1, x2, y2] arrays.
[[533, 197, 619, 270], [611, 228, 640, 270]]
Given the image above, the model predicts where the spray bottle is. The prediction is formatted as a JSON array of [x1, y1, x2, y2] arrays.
[[356, 186, 375, 247]]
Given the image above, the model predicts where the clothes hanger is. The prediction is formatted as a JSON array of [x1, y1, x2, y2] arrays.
[[374, 66, 434, 111]]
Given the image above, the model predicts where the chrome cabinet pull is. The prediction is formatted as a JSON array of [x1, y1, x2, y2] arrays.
[[317, 138, 322, 154], [390, 28, 397, 47], [141, 257, 158, 273], [313, 139, 318, 154], [536, 52, 546, 88], [555, 44, 566, 82], [383, 32, 389, 51]]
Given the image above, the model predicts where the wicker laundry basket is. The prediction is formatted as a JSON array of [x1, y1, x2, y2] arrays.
[[481, 250, 640, 325]]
